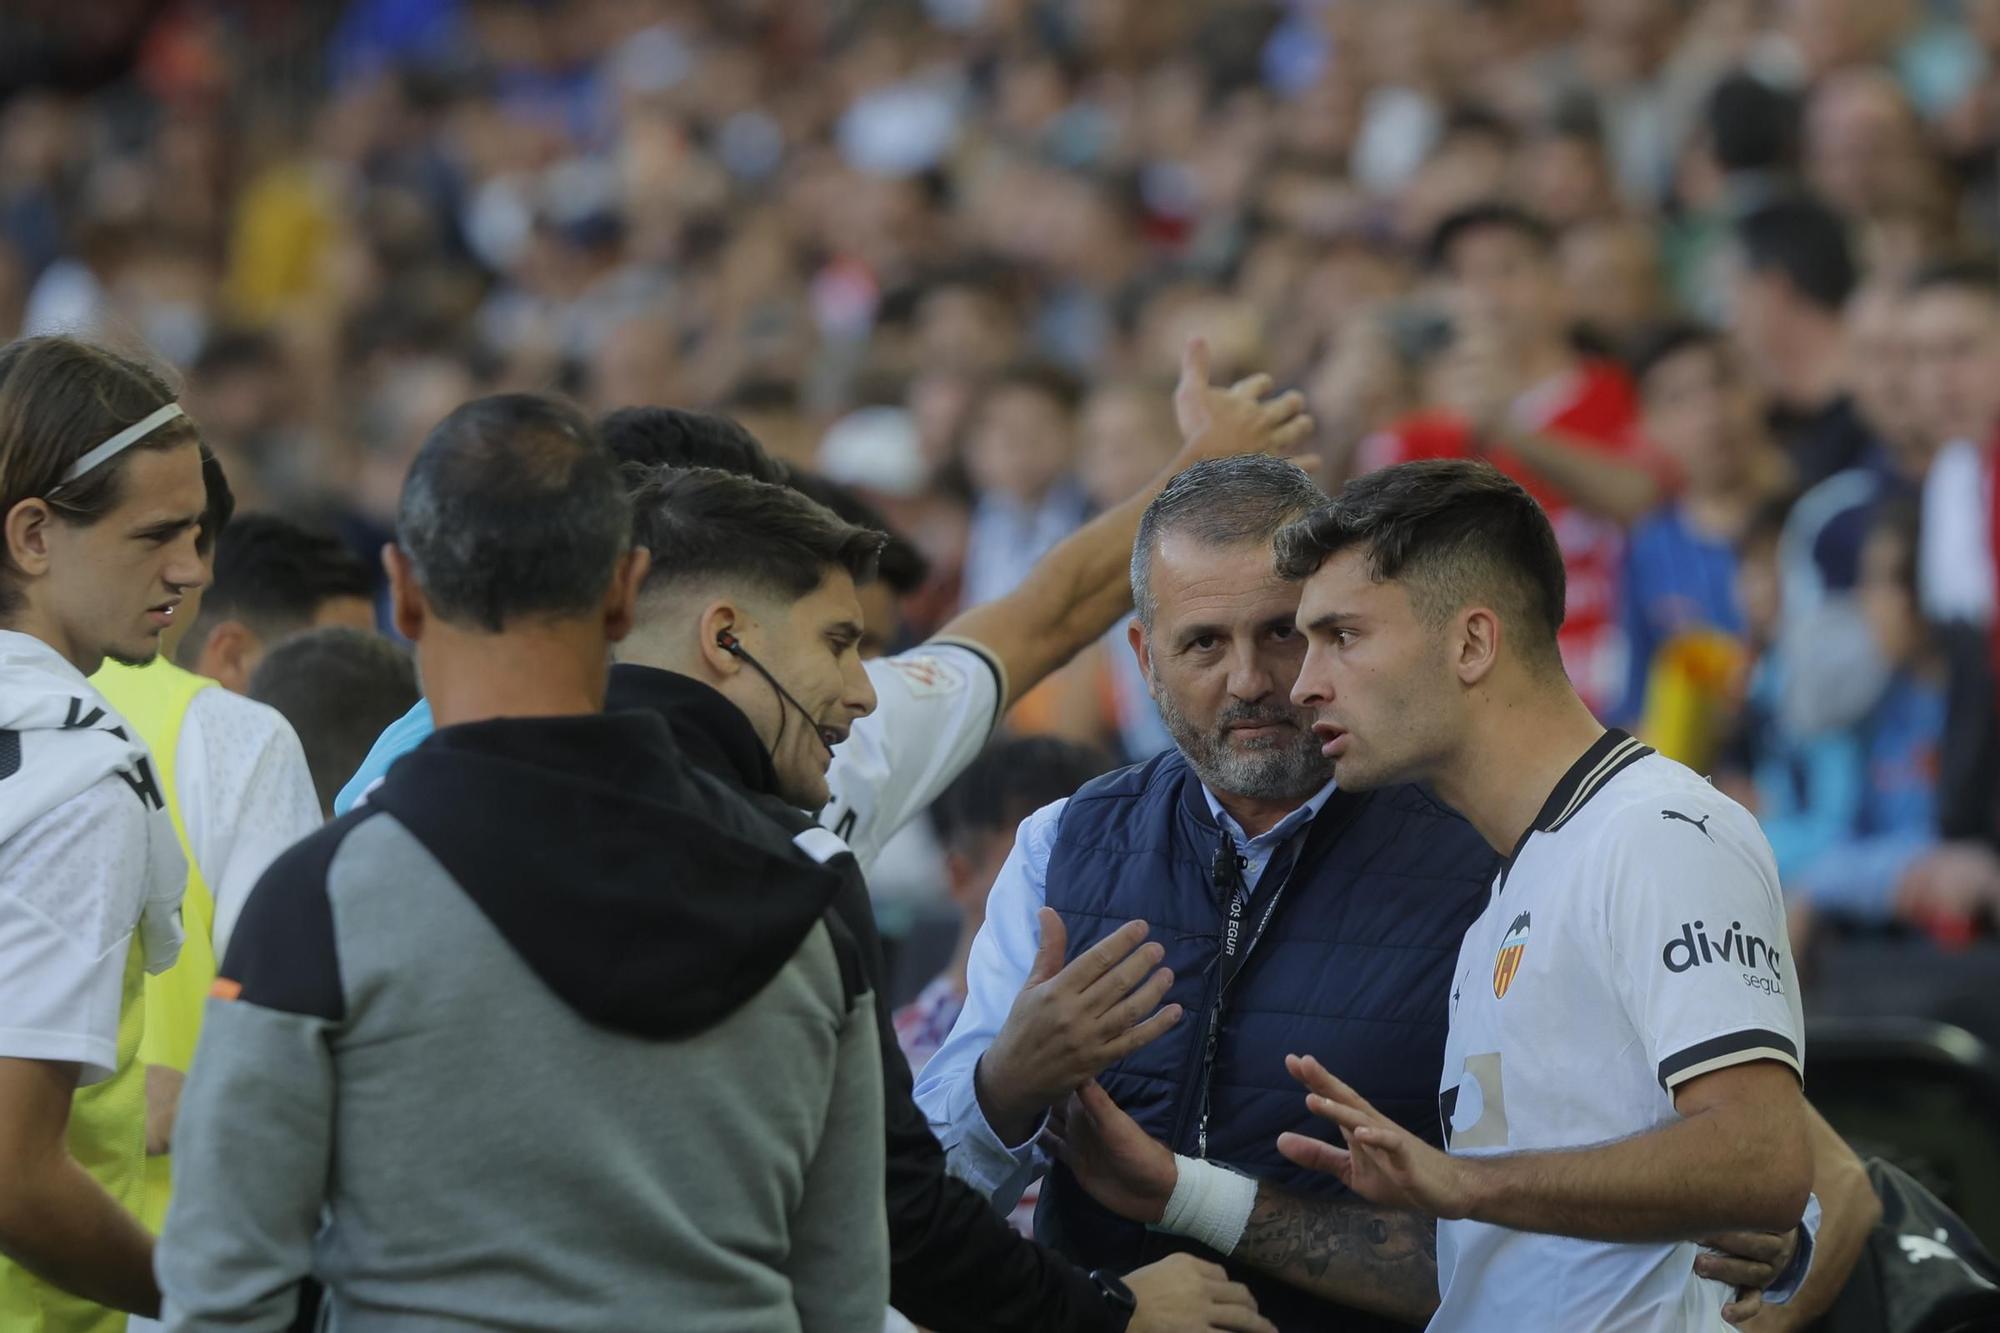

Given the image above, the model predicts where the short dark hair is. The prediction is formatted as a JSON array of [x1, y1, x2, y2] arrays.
[[1736, 196, 1857, 313], [397, 393, 630, 632], [986, 360, 1086, 416], [597, 406, 791, 483], [197, 446, 235, 557], [1907, 256, 2000, 304], [178, 514, 372, 661], [927, 735, 1113, 850], [1132, 455, 1323, 626], [1425, 201, 1556, 273], [1630, 320, 1728, 394], [1274, 459, 1567, 669], [248, 627, 419, 816], [1706, 71, 1800, 174], [628, 465, 886, 603], [787, 471, 931, 596]]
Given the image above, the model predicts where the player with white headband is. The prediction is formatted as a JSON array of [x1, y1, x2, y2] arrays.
[[0, 336, 206, 1333]]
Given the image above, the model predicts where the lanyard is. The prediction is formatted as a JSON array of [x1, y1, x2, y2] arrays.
[[1212, 832, 1293, 995]]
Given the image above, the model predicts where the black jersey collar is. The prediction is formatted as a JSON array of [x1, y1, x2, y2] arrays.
[[1504, 728, 1654, 872]]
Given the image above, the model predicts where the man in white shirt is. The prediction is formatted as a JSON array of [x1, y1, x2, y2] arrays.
[[0, 335, 206, 1330], [1271, 458, 1813, 1329]]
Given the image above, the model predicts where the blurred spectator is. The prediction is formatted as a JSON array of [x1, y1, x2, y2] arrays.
[[1788, 501, 1955, 924], [1907, 260, 2000, 849], [959, 361, 1090, 609], [1731, 195, 1870, 492], [0, 0, 1995, 973], [1561, 215, 1671, 358], [1360, 201, 1656, 712], [248, 627, 419, 818], [1717, 499, 1855, 880], [1619, 323, 1783, 748]]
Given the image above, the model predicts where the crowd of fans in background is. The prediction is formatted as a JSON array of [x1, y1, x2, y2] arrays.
[[9, 0, 2000, 986]]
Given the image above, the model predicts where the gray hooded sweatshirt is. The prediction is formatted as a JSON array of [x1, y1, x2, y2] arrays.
[[156, 711, 886, 1332]]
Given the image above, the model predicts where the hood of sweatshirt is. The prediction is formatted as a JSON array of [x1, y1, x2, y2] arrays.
[[366, 709, 842, 1040]]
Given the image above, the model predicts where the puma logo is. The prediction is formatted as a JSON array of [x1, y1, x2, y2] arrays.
[[1661, 810, 1712, 840]]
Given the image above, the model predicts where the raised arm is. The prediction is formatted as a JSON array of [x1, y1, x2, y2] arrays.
[[941, 339, 1312, 710]]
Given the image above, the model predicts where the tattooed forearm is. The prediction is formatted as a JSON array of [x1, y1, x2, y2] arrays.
[[1233, 1185, 1439, 1323]]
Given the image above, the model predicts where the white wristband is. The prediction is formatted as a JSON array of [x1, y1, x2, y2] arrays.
[[1148, 1154, 1258, 1255]]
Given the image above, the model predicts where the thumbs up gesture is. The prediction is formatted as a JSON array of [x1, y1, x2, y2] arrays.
[[973, 909, 1183, 1146]]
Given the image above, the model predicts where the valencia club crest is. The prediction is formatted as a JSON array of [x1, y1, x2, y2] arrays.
[[1492, 911, 1531, 999]]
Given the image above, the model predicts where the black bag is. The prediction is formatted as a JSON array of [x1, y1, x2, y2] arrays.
[[1814, 1159, 2000, 1333]]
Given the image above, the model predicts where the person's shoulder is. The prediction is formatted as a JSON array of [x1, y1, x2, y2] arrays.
[[1060, 748, 1179, 811], [185, 682, 301, 751], [1585, 753, 1764, 857], [2, 770, 150, 864]]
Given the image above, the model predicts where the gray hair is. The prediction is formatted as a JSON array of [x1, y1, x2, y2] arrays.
[[1130, 455, 1324, 625], [397, 393, 631, 633]]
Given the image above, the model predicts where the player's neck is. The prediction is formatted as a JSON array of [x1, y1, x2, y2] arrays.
[[1431, 685, 1608, 858], [0, 602, 98, 676]]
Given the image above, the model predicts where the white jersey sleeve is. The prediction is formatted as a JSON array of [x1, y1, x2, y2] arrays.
[[0, 778, 152, 1083], [820, 638, 1006, 875], [177, 688, 325, 959], [1599, 790, 1805, 1094]]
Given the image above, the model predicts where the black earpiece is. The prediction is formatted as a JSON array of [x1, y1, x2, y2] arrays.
[[713, 627, 834, 760]]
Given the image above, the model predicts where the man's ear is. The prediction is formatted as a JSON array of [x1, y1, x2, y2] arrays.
[[193, 620, 259, 693], [4, 497, 53, 580], [383, 544, 426, 644], [697, 600, 747, 679], [1129, 618, 1156, 699], [604, 547, 651, 643], [1456, 606, 1503, 687]]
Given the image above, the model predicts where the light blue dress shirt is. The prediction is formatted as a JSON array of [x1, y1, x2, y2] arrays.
[[911, 777, 1336, 1210]]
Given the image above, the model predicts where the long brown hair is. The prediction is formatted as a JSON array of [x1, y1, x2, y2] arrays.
[[0, 336, 200, 615]]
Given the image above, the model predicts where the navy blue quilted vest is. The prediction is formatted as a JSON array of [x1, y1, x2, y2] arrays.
[[1035, 749, 1497, 1331]]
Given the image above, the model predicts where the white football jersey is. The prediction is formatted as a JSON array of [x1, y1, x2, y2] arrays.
[[820, 638, 1006, 874], [1434, 731, 1805, 1332]]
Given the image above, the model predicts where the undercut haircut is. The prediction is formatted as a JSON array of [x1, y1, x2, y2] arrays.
[[598, 406, 791, 483], [787, 470, 931, 596], [627, 465, 885, 604], [396, 393, 630, 632], [1274, 459, 1568, 672], [1130, 455, 1323, 627], [178, 513, 372, 664]]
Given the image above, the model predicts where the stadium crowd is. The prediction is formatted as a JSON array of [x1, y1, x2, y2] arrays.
[[2, 1, 2000, 1331]]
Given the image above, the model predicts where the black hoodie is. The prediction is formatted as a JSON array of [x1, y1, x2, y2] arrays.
[[602, 664, 1128, 1333], [366, 709, 854, 1037]]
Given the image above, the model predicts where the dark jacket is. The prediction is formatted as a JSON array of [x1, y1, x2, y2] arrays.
[[1038, 748, 1498, 1331], [604, 664, 1127, 1333], [162, 711, 887, 1331]]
